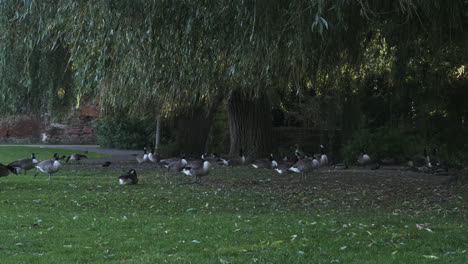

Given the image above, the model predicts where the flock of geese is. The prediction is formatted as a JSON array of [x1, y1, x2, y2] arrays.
[[120, 144, 360, 184], [0, 153, 87, 181], [0, 145, 444, 185]]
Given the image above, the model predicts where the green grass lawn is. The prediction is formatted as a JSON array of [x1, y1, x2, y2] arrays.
[[0, 147, 466, 263]]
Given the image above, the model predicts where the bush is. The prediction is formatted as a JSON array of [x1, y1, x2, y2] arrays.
[[341, 127, 423, 164], [94, 116, 157, 149]]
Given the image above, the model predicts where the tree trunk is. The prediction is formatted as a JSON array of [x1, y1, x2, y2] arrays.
[[154, 116, 161, 152], [175, 99, 222, 156], [227, 89, 273, 159]]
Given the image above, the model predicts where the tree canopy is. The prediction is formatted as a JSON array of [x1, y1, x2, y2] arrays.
[[0, 0, 466, 156]]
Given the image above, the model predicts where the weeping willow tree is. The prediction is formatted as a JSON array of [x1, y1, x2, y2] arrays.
[[0, 1, 75, 118], [0, 0, 466, 157]]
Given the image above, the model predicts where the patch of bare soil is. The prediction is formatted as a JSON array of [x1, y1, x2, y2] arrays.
[[67, 155, 467, 214]]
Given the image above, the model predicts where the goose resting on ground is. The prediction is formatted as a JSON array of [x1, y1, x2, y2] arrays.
[[66, 153, 88, 163], [251, 154, 278, 169], [119, 169, 138, 185], [0, 163, 17, 177]]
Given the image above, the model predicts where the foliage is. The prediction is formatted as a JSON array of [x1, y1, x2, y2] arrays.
[[3, 0, 464, 116], [206, 103, 230, 155], [0, 0, 466, 157], [341, 127, 423, 163], [94, 116, 157, 149]]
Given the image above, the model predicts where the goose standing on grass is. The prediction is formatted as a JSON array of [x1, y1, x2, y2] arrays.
[[288, 156, 319, 179], [319, 144, 328, 167], [251, 154, 278, 169], [136, 147, 150, 164], [34, 156, 61, 181], [0, 163, 17, 177], [119, 169, 138, 185], [181, 157, 211, 183], [66, 153, 88, 163], [9, 153, 38, 175]]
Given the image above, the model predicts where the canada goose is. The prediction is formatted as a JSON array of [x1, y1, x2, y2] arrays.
[[0, 163, 17, 177], [148, 149, 159, 162], [311, 156, 320, 170], [136, 147, 149, 164], [251, 154, 278, 169], [181, 158, 211, 183], [274, 160, 295, 174], [166, 156, 188, 172], [294, 144, 305, 160], [34, 157, 61, 181], [66, 153, 87, 163], [119, 169, 138, 185], [9, 153, 39, 175], [319, 145, 328, 167], [408, 149, 431, 168], [227, 149, 246, 166], [288, 157, 311, 173], [288, 156, 319, 179], [159, 153, 186, 165], [102, 161, 111, 167], [186, 154, 207, 168], [217, 158, 230, 166], [357, 150, 371, 166]]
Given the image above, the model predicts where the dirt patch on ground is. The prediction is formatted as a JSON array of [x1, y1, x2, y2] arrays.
[[66, 154, 467, 214]]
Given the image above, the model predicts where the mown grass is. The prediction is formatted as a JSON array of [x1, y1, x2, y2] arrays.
[[0, 147, 466, 263]]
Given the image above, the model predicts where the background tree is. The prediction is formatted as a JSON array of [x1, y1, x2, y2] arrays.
[[0, 0, 466, 160]]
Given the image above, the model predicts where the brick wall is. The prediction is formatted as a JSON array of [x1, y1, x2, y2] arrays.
[[0, 98, 100, 144], [0, 116, 41, 143]]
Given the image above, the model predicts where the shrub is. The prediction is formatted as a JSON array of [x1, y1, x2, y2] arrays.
[[94, 116, 156, 149], [341, 127, 423, 164]]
